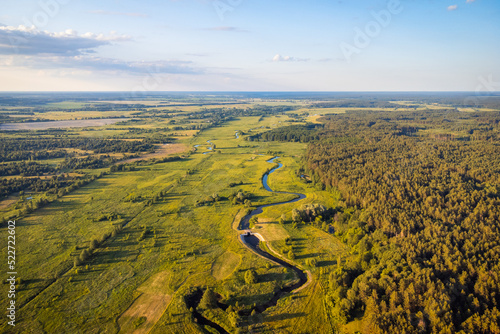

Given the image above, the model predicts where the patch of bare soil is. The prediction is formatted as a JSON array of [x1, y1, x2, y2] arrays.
[[118, 271, 172, 334], [121, 143, 189, 164]]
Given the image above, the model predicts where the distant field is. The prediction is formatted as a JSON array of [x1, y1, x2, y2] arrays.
[[44, 102, 90, 109], [31, 110, 139, 120], [0, 118, 129, 130]]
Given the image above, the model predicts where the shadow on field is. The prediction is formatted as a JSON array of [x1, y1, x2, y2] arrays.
[[296, 252, 323, 260], [317, 260, 336, 267], [37, 200, 75, 215], [164, 192, 187, 198], [256, 273, 287, 284], [250, 195, 271, 203], [238, 292, 275, 306], [291, 245, 306, 252], [97, 249, 138, 264], [290, 237, 307, 242], [23, 278, 46, 284], [12, 219, 39, 227], [112, 239, 141, 248]]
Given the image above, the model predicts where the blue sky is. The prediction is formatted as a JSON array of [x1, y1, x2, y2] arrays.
[[0, 0, 499, 91]]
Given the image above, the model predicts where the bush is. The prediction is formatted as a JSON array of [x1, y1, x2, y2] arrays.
[[79, 249, 90, 263], [200, 288, 218, 309], [306, 258, 318, 267], [73, 257, 82, 267], [133, 316, 147, 328], [244, 269, 258, 284], [89, 239, 99, 251]]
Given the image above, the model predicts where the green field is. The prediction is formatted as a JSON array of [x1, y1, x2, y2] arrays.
[[0, 101, 347, 334], [2, 94, 495, 333]]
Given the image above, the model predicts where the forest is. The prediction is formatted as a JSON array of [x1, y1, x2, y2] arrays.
[[0, 138, 155, 160], [291, 109, 500, 333]]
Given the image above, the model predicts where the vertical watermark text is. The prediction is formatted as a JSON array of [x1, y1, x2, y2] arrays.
[[6, 220, 17, 327]]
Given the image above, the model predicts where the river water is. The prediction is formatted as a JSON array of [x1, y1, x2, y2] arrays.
[[239, 157, 306, 229], [188, 156, 308, 333]]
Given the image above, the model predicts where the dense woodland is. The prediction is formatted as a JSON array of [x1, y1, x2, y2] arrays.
[[310, 100, 416, 109], [0, 161, 56, 177], [291, 110, 500, 333], [247, 124, 323, 142], [258, 108, 500, 332], [0, 173, 100, 203], [0, 136, 152, 198], [0, 138, 154, 160]]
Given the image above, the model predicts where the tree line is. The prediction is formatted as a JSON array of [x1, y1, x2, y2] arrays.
[[264, 108, 500, 333]]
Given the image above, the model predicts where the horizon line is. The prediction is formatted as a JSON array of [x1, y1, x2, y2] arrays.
[[0, 91, 499, 94]]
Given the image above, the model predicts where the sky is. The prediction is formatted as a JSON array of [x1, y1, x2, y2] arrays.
[[0, 0, 499, 91]]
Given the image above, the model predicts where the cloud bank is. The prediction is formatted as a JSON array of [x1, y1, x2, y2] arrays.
[[0, 26, 201, 75], [0, 25, 130, 56]]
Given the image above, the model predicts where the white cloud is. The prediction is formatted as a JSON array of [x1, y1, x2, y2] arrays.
[[272, 54, 309, 62], [0, 25, 130, 56], [447, 5, 458, 11], [466, 0, 476, 3], [0, 26, 202, 76]]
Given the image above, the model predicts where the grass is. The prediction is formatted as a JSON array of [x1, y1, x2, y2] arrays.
[[118, 273, 173, 334], [211, 251, 241, 280], [0, 106, 349, 333], [254, 220, 290, 242], [263, 281, 332, 333]]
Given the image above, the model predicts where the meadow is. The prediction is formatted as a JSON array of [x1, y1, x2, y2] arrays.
[[2, 93, 495, 333], [0, 99, 347, 334]]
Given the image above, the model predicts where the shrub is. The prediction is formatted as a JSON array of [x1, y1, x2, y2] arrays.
[[200, 288, 218, 309], [244, 269, 258, 284]]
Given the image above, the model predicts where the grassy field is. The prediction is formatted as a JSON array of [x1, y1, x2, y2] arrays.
[[0, 106, 350, 334], [6, 99, 474, 333], [1, 95, 498, 333]]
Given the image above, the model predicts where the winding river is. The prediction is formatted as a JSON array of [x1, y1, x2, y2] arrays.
[[203, 140, 214, 154], [188, 157, 309, 333], [238, 157, 309, 309], [239, 157, 306, 230]]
